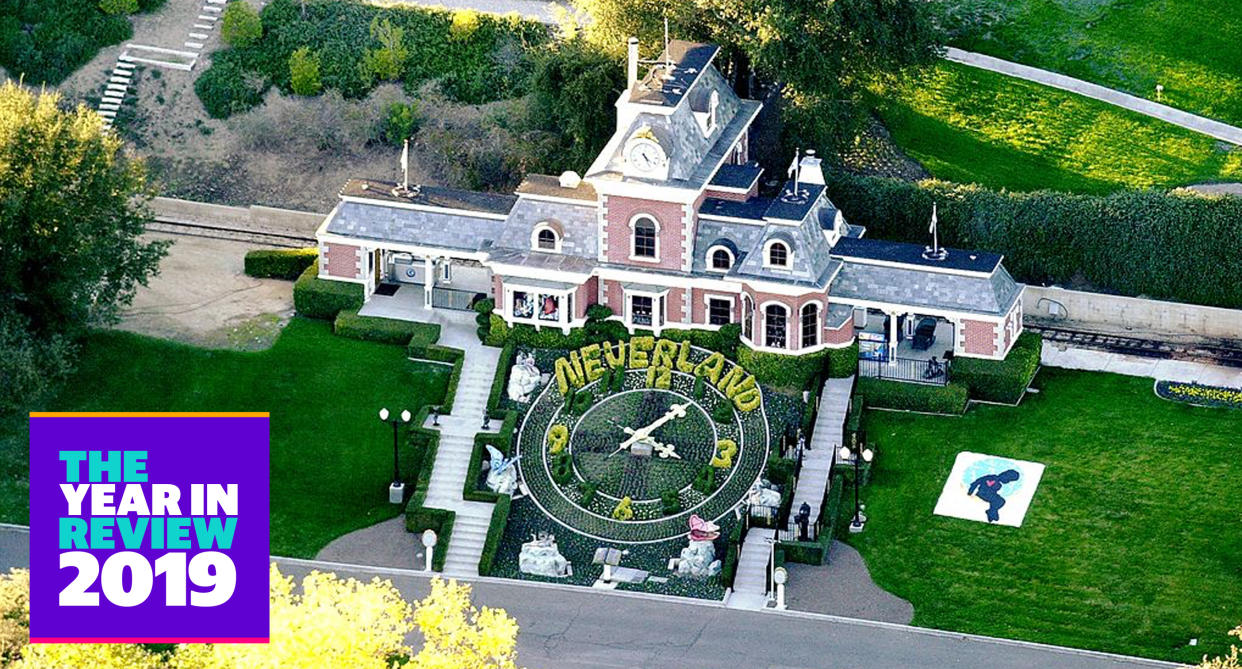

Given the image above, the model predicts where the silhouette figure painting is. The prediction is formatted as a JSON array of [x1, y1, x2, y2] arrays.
[[934, 452, 1045, 527], [967, 469, 1020, 522]]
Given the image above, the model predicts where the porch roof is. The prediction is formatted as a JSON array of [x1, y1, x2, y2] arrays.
[[323, 201, 505, 253], [830, 261, 1022, 317]]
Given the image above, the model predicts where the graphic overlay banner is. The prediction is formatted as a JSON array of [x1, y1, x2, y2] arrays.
[[28, 413, 270, 643], [933, 451, 1045, 527]]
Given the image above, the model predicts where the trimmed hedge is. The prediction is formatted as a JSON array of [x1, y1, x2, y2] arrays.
[[334, 310, 440, 345], [243, 248, 318, 279], [827, 341, 859, 378], [737, 346, 828, 393], [293, 261, 364, 319], [719, 521, 744, 588], [826, 172, 1242, 310], [477, 493, 511, 575], [954, 332, 1042, 404], [404, 504, 455, 571], [464, 411, 517, 503], [781, 472, 845, 565], [856, 377, 969, 414]]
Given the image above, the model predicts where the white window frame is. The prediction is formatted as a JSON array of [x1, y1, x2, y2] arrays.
[[706, 245, 734, 272], [801, 301, 821, 349], [623, 286, 668, 331], [763, 239, 792, 269], [741, 294, 754, 341], [705, 294, 734, 327], [531, 222, 562, 253], [762, 301, 790, 350], [629, 215, 660, 263]]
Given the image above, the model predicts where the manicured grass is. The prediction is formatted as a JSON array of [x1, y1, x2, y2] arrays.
[[948, 0, 1242, 126], [872, 62, 1242, 193], [0, 318, 451, 558], [846, 368, 1242, 663]]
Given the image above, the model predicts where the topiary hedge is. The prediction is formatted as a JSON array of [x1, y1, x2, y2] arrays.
[[244, 248, 318, 279], [737, 346, 828, 393], [334, 310, 440, 345], [293, 261, 364, 319], [857, 377, 969, 414], [826, 172, 1242, 309], [404, 504, 454, 571], [476, 493, 511, 576], [954, 332, 1042, 404], [826, 341, 859, 378]]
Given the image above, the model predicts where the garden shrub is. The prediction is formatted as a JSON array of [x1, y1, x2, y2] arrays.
[[856, 377, 969, 414], [571, 390, 594, 414], [766, 457, 795, 487], [692, 464, 715, 495], [99, 0, 138, 15], [362, 17, 407, 83], [243, 247, 317, 279], [546, 424, 568, 454], [660, 490, 681, 515], [194, 52, 267, 118], [954, 332, 1041, 404], [0, 1, 137, 85], [293, 261, 363, 319], [693, 374, 705, 399], [487, 342, 516, 409], [449, 9, 480, 40], [404, 504, 454, 571], [477, 493, 511, 575], [288, 46, 322, 96], [579, 481, 598, 506], [737, 346, 828, 392], [826, 172, 1242, 309], [383, 101, 421, 146], [334, 310, 438, 345], [550, 450, 573, 484], [405, 323, 442, 355], [827, 341, 859, 378], [221, 0, 262, 48], [610, 496, 634, 521], [711, 402, 734, 424]]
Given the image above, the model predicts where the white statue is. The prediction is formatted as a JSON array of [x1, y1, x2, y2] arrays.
[[484, 444, 519, 496], [676, 515, 721, 579], [507, 351, 542, 402], [745, 479, 781, 508], [519, 532, 570, 578]]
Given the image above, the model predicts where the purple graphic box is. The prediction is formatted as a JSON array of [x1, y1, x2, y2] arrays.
[[28, 413, 269, 643]]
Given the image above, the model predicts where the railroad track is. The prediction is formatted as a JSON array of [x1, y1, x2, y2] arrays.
[[147, 218, 317, 249], [1029, 324, 1242, 369]]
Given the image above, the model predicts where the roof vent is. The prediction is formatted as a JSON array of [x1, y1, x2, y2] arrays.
[[558, 171, 582, 189]]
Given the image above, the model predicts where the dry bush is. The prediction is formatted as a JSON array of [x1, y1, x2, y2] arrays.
[[230, 85, 415, 158]]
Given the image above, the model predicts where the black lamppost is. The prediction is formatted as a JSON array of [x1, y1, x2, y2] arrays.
[[838, 434, 874, 533], [379, 407, 411, 503]]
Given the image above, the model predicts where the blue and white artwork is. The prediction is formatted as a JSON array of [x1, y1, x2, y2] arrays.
[[933, 452, 1044, 527]]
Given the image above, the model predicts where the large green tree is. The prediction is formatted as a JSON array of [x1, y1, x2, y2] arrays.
[[567, 0, 942, 153], [0, 81, 167, 411]]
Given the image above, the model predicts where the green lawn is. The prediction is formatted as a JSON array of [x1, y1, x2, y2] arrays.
[[847, 368, 1242, 663], [872, 62, 1242, 193], [0, 318, 451, 558], [947, 0, 1242, 127]]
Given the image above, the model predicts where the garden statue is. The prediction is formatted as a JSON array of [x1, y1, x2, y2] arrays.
[[745, 479, 781, 508], [519, 532, 570, 578], [484, 444, 519, 495], [508, 351, 542, 402], [677, 516, 721, 578]]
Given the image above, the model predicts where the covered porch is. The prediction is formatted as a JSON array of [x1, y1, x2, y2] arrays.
[[359, 283, 478, 331], [369, 248, 492, 312], [854, 308, 955, 385]]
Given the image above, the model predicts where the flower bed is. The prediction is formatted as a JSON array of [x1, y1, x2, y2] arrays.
[[1155, 380, 1242, 409]]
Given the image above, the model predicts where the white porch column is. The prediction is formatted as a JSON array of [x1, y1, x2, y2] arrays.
[[887, 310, 898, 363], [423, 256, 435, 310]]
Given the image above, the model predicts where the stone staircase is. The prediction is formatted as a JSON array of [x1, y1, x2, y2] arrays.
[[420, 345, 500, 580], [727, 527, 775, 610], [788, 376, 854, 534]]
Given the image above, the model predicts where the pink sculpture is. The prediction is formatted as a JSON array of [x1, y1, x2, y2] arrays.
[[687, 514, 720, 541]]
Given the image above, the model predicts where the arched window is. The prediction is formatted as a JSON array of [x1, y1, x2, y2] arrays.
[[632, 216, 658, 259], [742, 295, 754, 341], [766, 241, 790, 268], [531, 222, 562, 253], [708, 245, 733, 271], [801, 303, 820, 348], [765, 304, 788, 349]]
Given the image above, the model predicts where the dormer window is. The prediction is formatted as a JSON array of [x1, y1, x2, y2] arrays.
[[531, 222, 562, 253], [765, 240, 790, 268], [708, 245, 733, 272], [695, 90, 721, 137], [631, 215, 659, 261]]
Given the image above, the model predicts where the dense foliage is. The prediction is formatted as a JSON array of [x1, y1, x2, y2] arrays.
[[527, 39, 625, 172], [242, 247, 317, 279], [0, 0, 163, 85], [221, 0, 262, 48], [288, 46, 322, 96], [196, 0, 550, 118], [953, 332, 1041, 404], [856, 378, 969, 414], [292, 261, 364, 319], [827, 172, 1242, 309], [0, 83, 167, 412]]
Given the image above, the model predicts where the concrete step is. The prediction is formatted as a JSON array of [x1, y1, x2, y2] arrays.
[[193, 23, 214, 30], [197, 14, 218, 21], [185, 41, 204, 49], [189, 32, 209, 40]]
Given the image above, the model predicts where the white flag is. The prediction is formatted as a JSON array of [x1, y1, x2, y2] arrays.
[[929, 202, 938, 234], [787, 149, 800, 178]]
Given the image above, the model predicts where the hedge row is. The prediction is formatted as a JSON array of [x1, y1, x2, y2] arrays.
[[477, 493, 511, 575], [952, 332, 1041, 404], [856, 377, 969, 414], [737, 347, 829, 393], [781, 472, 845, 565], [826, 172, 1242, 309], [243, 248, 318, 279], [719, 521, 744, 588], [334, 310, 440, 345], [404, 504, 455, 571], [293, 261, 364, 319], [464, 411, 518, 503], [826, 341, 859, 378]]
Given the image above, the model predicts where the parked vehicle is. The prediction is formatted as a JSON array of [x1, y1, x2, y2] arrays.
[[912, 317, 938, 350]]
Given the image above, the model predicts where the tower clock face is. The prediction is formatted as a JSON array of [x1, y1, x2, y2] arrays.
[[626, 138, 666, 173]]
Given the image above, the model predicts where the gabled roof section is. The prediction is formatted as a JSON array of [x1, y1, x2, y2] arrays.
[[340, 178, 516, 216], [692, 214, 842, 290], [628, 41, 720, 107], [493, 196, 599, 260], [830, 261, 1022, 317], [831, 237, 1003, 275], [514, 174, 598, 202]]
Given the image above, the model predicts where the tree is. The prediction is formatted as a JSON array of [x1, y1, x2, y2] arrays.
[[362, 17, 408, 82], [288, 46, 322, 96], [3, 566, 521, 669], [1199, 627, 1242, 669], [566, 0, 942, 153], [221, 0, 262, 48], [0, 82, 167, 412], [529, 39, 625, 172]]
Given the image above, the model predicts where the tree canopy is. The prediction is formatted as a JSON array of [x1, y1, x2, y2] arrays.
[[0, 81, 167, 411]]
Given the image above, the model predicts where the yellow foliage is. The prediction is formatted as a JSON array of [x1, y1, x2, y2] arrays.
[[1199, 626, 1242, 669], [1, 569, 30, 665], [611, 496, 634, 521], [409, 578, 519, 669]]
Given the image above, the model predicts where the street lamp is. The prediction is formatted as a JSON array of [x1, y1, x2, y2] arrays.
[[379, 407, 412, 503], [838, 437, 874, 533]]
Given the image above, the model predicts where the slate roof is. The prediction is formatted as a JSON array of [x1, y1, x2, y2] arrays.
[[763, 181, 826, 222], [323, 201, 506, 252], [826, 303, 853, 329], [829, 260, 1022, 316], [486, 248, 598, 276], [628, 41, 719, 107], [708, 163, 763, 191], [832, 236, 1002, 274], [692, 214, 842, 290], [494, 196, 598, 260], [340, 179, 516, 216]]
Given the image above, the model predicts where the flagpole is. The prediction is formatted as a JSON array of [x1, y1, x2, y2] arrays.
[[401, 139, 409, 192]]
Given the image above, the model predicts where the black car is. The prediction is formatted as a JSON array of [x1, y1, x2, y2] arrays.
[[912, 317, 938, 351]]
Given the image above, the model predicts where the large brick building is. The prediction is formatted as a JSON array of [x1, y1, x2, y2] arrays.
[[315, 39, 1023, 362]]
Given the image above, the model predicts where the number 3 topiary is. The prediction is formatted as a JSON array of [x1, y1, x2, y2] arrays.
[[611, 496, 634, 521]]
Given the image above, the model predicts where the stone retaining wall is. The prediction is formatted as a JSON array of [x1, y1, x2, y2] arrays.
[[1024, 285, 1242, 343]]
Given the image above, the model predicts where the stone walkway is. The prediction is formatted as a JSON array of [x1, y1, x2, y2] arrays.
[[944, 47, 1242, 146], [792, 376, 853, 532]]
